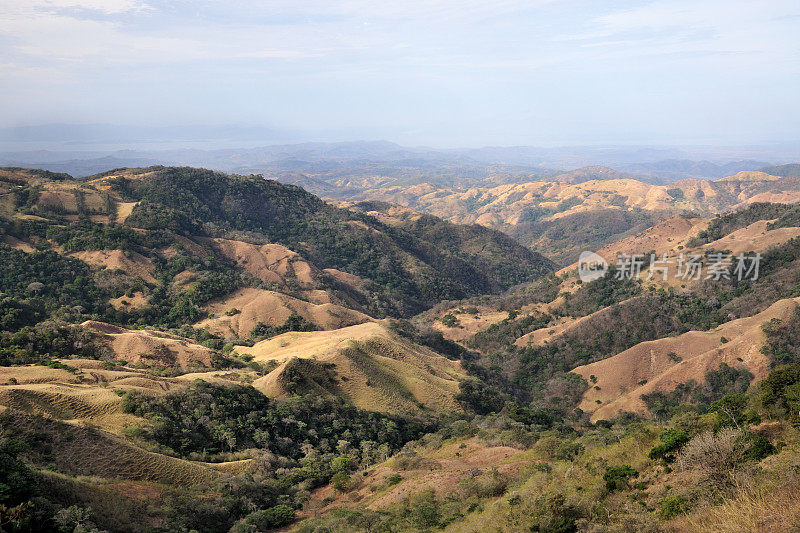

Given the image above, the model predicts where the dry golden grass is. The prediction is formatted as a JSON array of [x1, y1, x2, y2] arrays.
[[573, 297, 800, 421], [558, 216, 709, 276], [0, 360, 259, 488], [673, 474, 800, 532], [702, 219, 800, 255], [717, 171, 784, 182], [303, 436, 530, 519], [110, 291, 149, 310], [0, 358, 257, 435], [1, 234, 35, 252], [340, 173, 800, 250], [515, 310, 598, 348], [197, 287, 372, 338], [208, 237, 320, 286], [238, 321, 466, 414], [114, 201, 138, 222], [83, 320, 216, 369], [430, 306, 510, 342], [71, 249, 156, 283], [0, 365, 81, 385], [0, 384, 120, 419]]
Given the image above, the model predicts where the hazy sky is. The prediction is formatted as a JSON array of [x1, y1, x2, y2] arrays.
[[1, 0, 799, 147]]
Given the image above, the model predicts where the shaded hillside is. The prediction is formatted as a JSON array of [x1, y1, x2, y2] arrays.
[[342, 200, 554, 288], [547, 165, 636, 183], [511, 208, 663, 266], [759, 163, 800, 177], [108, 166, 552, 315]]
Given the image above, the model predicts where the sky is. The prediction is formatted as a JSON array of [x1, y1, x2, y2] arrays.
[[0, 0, 799, 148]]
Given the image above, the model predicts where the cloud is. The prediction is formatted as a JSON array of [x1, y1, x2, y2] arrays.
[[547, 0, 800, 77], [0, 0, 798, 144], [34, 0, 149, 15]]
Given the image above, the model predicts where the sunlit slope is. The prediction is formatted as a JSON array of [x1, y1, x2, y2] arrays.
[[573, 297, 800, 421], [235, 322, 466, 414], [197, 287, 372, 338]]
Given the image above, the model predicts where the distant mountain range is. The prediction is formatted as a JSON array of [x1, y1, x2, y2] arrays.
[[2, 139, 799, 187]]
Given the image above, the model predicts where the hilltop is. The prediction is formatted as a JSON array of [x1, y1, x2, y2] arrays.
[[320, 170, 800, 265]]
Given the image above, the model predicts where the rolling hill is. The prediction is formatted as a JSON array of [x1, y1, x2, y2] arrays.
[[321, 171, 800, 266]]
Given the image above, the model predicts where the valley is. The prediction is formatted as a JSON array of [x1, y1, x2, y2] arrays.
[[1, 164, 800, 532]]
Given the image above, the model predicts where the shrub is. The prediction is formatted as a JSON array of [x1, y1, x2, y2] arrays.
[[455, 379, 507, 415], [330, 456, 354, 474], [232, 504, 295, 531], [761, 309, 800, 365], [674, 428, 773, 486], [440, 314, 460, 327], [649, 429, 691, 463], [385, 474, 402, 486], [657, 495, 690, 520], [742, 433, 774, 461], [709, 393, 756, 429], [406, 489, 440, 529], [759, 363, 800, 419], [529, 492, 581, 532], [330, 472, 351, 493], [0, 438, 37, 505], [603, 465, 637, 491], [250, 313, 318, 341]]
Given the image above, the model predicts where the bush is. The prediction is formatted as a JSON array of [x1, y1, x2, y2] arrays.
[[330, 472, 351, 493], [233, 504, 295, 531], [709, 393, 757, 429], [658, 495, 690, 520], [385, 474, 402, 486], [674, 428, 772, 486], [250, 313, 318, 341], [0, 438, 37, 505], [742, 433, 774, 461], [440, 313, 460, 327], [759, 363, 800, 418], [649, 429, 691, 463], [406, 489, 440, 529], [529, 492, 581, 533], [603, 465, 637, 491], [455, 379, 508, 415], [761, 309, 800, 365]]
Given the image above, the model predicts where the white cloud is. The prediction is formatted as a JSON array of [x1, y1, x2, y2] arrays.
[[29, 0, 148, 14], [552, 0, 800, 74]]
